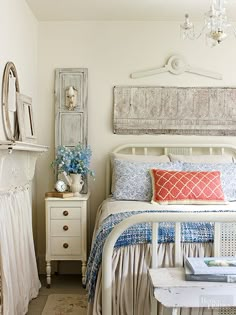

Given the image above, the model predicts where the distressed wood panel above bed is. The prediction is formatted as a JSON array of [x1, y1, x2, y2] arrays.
[[113, 86, 236, 135]]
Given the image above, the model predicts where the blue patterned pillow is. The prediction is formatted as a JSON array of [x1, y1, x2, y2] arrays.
[[112, 160, 183, 201], [182, 163, 236, 201]]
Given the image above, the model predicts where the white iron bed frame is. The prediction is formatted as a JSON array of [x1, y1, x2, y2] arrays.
[[102, 143, 236, 315]]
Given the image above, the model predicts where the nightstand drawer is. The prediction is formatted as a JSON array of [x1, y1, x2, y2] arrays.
[[51, 237, 81, 255], [50, 207, 81, 219], [51, 220, 81, 237]]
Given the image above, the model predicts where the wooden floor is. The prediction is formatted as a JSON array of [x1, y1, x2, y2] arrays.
[[26, 274, 86, 314]]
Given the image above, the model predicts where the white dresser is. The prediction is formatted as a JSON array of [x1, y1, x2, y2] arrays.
[[45, 193, 90, 287]]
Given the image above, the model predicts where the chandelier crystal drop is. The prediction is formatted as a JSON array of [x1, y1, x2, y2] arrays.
[[180, 0, 236, 47]]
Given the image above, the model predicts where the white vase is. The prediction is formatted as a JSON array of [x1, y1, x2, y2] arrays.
[[70, 174, 84, 196]]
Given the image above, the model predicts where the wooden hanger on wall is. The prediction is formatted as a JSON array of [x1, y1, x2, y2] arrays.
[[130, 55, 222, 80]]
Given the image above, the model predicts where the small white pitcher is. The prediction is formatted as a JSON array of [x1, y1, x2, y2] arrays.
[[63, 173, 84, 196]]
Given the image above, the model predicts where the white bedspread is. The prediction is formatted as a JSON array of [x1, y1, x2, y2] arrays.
[[96, 196, 236, 228]]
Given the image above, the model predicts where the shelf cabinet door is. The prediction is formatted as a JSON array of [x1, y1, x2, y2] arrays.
[[55, 68, 88, 148], [54, 68, 88, 192]]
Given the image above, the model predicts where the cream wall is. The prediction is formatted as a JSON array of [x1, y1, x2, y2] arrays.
[[0, 0, 39, 235], [37, 21, 236, 270], [0, 0, 38, 140]]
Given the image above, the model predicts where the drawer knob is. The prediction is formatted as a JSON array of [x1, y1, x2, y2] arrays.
[[63, 225, 69, 231], [63, 210, 69, 216], [63, 243, 69, 249]]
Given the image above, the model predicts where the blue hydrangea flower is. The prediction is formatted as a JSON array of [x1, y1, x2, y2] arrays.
[[52, 144, 95, 177]]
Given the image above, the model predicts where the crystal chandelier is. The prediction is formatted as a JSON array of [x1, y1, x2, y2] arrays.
[[180, 0, 236, 47]]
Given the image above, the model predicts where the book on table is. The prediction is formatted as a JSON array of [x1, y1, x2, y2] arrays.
[[186, 256, 236, 275], [184, 264, 236, 283], [45, 191, 74, 198]]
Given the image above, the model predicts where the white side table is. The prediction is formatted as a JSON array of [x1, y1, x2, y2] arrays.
[[45, 193, 90, 288], [148, 267, 236, 315]]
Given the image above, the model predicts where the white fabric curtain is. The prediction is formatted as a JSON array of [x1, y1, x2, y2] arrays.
[[0, 186, 41, 315]]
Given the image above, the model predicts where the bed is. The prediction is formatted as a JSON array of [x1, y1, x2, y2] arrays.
[[86, 143, 236, 315]]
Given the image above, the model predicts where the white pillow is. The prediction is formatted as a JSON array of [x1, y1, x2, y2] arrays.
[[169, 154, 233, 163]]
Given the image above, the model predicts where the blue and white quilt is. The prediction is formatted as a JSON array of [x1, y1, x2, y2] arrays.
[[86, 209, 216, 300]]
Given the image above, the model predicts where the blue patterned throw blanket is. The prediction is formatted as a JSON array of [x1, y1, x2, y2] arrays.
[[86, 210, 214, 300]]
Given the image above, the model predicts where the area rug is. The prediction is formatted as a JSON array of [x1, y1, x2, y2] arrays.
[[42, 294, 88, 315]]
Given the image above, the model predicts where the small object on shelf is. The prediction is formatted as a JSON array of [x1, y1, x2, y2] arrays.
[[16, 93, 36, 143], [45, 191, 74, 198], [2, 61, 20, 141], [186, 256, 236, 275], [55, 179, 67, 192], [184, 264, 236, 283]]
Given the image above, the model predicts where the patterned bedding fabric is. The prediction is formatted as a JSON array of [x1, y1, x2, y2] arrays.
[[86, 209, 216, 300]]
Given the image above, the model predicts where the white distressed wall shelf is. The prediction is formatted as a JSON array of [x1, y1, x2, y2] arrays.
[[0, 141, 48, 191], [0, 140, 48, 153]]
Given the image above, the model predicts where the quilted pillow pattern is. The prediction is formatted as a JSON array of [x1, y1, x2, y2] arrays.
[[112, 160, 182, 201], [150, 169, 226, 205], [110, 153, 170, 193], [182, 163, 236, 201]]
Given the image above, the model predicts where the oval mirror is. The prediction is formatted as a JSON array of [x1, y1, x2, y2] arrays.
[[2, 61, 20, 141]]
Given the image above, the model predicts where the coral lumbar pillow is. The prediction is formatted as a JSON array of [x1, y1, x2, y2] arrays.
[[150, 169, 227, 205]]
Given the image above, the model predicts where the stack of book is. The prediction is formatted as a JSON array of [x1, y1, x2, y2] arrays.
[[45, 191, 74, 198], [185, 256, 236, 283]]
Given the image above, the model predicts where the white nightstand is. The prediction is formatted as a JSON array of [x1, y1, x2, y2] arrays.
[[45, 193, 90, 288]]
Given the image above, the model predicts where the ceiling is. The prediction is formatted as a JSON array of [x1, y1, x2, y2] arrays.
[[25, 0, 236, 22]]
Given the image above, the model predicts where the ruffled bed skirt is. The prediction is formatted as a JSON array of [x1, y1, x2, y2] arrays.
[[87, 242, 214, 315]]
